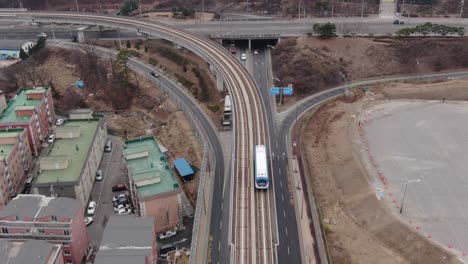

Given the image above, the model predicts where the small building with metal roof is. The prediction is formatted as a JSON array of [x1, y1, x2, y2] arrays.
[[173, 158, 195, 182]]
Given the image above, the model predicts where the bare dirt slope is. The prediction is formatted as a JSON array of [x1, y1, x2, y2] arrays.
[[273, 37, 468, 101], [297, 79, 468, 263]]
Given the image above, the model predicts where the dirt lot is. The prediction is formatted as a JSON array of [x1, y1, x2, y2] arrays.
[[295, 79, 468, 263], [17, 46, 204, 206], [96, 39, 224, 128], [273, 37, 468, 106], [397, 0, 468, 18]]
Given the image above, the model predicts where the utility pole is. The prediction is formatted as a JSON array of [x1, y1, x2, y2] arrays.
[[75, 0, 79, 12], [361, 0, 364, 18], [202, 0, 205, 21], [460, 0, 465, 18], [138, 0, 142, 18]]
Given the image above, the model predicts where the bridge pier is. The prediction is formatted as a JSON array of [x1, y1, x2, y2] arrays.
[[248, 38, 251, 51]]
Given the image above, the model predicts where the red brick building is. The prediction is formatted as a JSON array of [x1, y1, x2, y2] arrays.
[[0, 128, 33, 209], [0, 195, 89, 264], [0, 87, 55, 156]]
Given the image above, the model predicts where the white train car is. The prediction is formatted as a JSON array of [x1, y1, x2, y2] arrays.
[[254, 145, 269, 189]]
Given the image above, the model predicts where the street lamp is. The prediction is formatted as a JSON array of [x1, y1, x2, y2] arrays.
[[400, 179, 421, 214], [273, 77, 283, 106]]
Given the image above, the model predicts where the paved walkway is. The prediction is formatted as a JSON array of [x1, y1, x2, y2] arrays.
[[290, 156, 316, 264]]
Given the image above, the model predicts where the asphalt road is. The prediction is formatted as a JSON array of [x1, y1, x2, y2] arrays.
[[87, 135, 127, 250], [245, 46, 302, 263], [4, 15, 468, 41]]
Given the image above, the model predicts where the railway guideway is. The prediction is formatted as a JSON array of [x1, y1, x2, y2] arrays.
[[4, 12, 277, 264]]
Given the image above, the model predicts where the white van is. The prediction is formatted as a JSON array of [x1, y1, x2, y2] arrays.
[[105, 140, 112, 152]]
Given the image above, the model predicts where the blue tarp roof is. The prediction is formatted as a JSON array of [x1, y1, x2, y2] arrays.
[[173, 158, 194, 177], [75, 80, 85, 89]]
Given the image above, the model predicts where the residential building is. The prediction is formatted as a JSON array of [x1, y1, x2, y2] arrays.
[[95, 215, 157, 264], [0, 87, 55, 156], [123, 137, 181, 232], [0, 239, 64, 264], [0, 128, 33, 209], [31, 119, 107, 207], [0, 194, 89, 264]]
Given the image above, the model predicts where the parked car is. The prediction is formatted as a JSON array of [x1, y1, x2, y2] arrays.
[[241, 53, 246, 60], [158, 230, 177, 240], [96, 170, 103, 181], [87, 201, 97, 216], [37, 32, 47, 38], [113, 197, 128, 206], [47, 134, 56, 144], [113, 203, 130, 212], [85, 217, 93, 226], [104, 140, 112, 152], [112, 193, 127, 202], [55, 119, 64, 126], [116, 208, 131, 215], [150, 71, 160, 78], [112, 184, 127, 192], [253, 49, 259, 55]]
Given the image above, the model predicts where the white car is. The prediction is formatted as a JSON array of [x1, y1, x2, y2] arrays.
[[55, 119, 64, 126], [253, 50, 259, 55], [37, 32, 47, 38], [96, 170, 103, 181], [116, 208, 131, 215], [241, 53, 246, 60], [47, 134, 56, 144], [87, 201, 97, 216], [159, 230, 177, 240], [114, 203, 130, 212], [84, 217, 93, 226], [112, 193, 127, 202]]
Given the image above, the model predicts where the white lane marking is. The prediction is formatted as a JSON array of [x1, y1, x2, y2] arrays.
[[221, 202, 223, 211], [283, 210, 286, 218], [219, 241, 221, 252], [282, 194, 284, 202], [261, 192, 267, 264], [220, 221, 223, 230], [285, 227, 288, 236], [287, 246, 290, 255], [280, 180, 283, 188], [279, 168, 281, 174]]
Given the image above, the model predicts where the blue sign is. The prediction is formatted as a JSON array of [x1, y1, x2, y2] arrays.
[[283, 87, 293, 95], [270, 87, 280, 95]]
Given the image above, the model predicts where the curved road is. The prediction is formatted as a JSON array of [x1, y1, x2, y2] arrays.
[[0, 12, 291, 264]]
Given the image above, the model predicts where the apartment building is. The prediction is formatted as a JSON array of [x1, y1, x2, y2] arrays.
[[0, 128, 33, 209], [0, 239, 64, 264], [95, 215, 157, 264], [123, 137, 181, 232], [0, 194, 89, 264], [31, 119, 107, 207], [0, 87, 55, 156]]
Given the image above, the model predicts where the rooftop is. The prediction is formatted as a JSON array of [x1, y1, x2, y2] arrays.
[[34, 119, 100, 184], [0, 144, 14, 161], [173, 158, 195, 177], [123, 137, 179, 198], [0, 240, 61, 264], [0, 88, 46, 123], [0, 194, 80, 219], [95, 215, 155, 264]]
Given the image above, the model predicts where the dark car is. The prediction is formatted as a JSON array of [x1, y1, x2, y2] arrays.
[[113, 197, 129, 206], [150, 71, 160, 78], [112, 184, 127, 192]]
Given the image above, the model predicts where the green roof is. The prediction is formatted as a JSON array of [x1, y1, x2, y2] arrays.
[[124, 137, 179, 198], [0, 88, 47, 123], [34, 119, 100, 184]]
